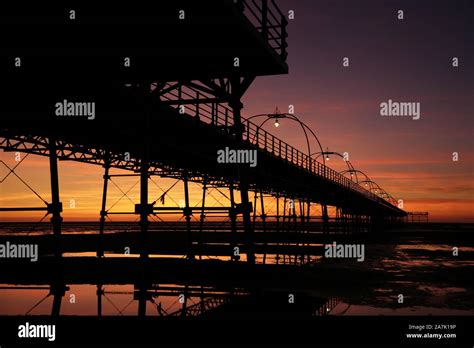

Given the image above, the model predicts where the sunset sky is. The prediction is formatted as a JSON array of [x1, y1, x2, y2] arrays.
[[0, 0, 472, 222]]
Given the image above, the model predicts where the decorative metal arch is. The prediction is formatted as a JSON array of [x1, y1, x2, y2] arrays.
[[245, 109, 400, 208], [312, 150, 356, 181], [339, 168, 371, 184], [247, 109, 325, 162]]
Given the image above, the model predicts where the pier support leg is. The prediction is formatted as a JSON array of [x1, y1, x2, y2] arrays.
[[183, 173, 194, 259], [198, 176, 207, 261], [230, 78, 255, 265], [239, 170, 254, 265], [322, 204, 329, 236], [97, 284, 103, 316], [260, 189, 267, 264], [275, 194, 280, 265], [139, 87, 152, 260], [298, 199, 305, 265], [181, 288, 188, 317], [48, 136, 63, 259], [137, 286, 147, 317], [50, 283, 66, 316], [282, 197, 287, 264], [292, 198, 297, 264], [229, 181, 239, 261], [98, 162, 110, 258], [306, 199, 311, 263], [139, 159, 149, 259], [252, 190, 258, 225]]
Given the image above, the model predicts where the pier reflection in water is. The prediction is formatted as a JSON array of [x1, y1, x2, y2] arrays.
[[0, 281, 339, 318], [1, 224, 474, 317]]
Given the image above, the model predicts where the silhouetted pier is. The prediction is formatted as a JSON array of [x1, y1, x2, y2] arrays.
[[0, 1, 407, 317]]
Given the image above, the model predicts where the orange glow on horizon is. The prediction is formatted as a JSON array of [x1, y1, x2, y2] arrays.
[[1, 151, 472, 223]]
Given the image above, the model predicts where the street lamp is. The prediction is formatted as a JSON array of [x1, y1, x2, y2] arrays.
[[247, 108, 325, 162]]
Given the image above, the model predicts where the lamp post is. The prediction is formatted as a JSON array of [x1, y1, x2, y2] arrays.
[[246, 108, 329, 247], [312, 149, 357, 179], [247, 108, 325, 161]]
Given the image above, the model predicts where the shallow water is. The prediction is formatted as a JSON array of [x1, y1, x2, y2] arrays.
[[0, 223, 473, 316]]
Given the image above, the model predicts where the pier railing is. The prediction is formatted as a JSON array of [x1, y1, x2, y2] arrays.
[[237, 0, 288, 60], [160, 84, 397, 208]]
